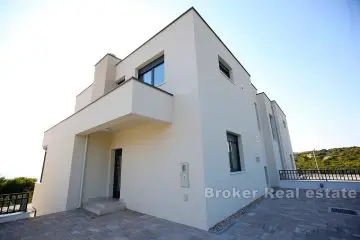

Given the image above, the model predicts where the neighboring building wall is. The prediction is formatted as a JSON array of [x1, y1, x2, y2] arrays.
[[251, 85, 270, 186], [256, 93, 281, 187], [82, 132, 112, 202], [256, 93, 295, 187], [271, 101, 295, 170], [75, 84, 93, 111], [193, 13, 266, 228]]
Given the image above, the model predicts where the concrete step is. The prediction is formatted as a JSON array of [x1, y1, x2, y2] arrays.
[[82, 198, 126, 216]]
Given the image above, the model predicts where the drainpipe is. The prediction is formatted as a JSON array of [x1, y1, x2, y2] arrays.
[[78, 135, 88, 208]]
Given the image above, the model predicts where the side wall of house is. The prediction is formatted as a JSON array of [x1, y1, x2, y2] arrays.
[[193, 13, 267, 228]]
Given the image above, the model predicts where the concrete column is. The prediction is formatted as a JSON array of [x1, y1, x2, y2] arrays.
[[66, 135, 87, 210]]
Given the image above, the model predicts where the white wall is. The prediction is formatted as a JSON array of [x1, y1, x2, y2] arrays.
[[110, 120, 205, 230], [91, 54, 120, 101], [280, 180, 360, 191], [82, 132, 111, 202], [34, 7, 295, 231], [35, 9, 208, 230], [75, 84, 92, 111], [193, 13, 266, 228], [33, 124, 81, 215], [108, 11, 207, 230], [272, 102, 295, 170], [33, 79, 173, 216], [66, 135, 87, 210], [256, 93, 282, 187]]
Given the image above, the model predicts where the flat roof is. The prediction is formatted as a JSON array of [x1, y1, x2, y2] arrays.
[[256, 92, 286, 117]]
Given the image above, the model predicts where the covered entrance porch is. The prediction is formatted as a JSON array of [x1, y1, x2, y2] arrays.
[[79, 116, 171, 215], [32, 78, 173, 217]]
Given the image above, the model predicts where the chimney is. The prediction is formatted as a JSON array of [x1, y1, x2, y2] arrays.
[[91, 53, 121, 101]]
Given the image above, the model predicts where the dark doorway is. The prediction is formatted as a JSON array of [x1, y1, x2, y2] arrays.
[[113, 149, 122, 199]]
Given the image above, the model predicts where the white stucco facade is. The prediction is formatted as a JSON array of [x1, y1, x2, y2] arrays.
[[32, 7, 294, 230], [255, 93, 296, 188]]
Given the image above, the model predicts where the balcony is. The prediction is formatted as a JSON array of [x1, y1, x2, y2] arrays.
[[45, 77, 173, 136]]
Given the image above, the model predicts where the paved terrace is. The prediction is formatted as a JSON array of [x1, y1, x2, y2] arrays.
[[1, 189, 359, 239]]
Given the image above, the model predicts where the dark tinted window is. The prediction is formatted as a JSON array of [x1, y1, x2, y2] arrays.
[[40, 150, 47, 183], [139, 56, 164, 87], [219, 60, 230, 78], [227, 133, 242, 172], [153, 63, 164, 86]]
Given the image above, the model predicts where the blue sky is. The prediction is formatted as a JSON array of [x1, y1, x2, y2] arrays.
[[0, 0, 359, 178]]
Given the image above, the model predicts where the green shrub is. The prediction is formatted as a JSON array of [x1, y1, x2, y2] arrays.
[[0, 177, 37, 194]]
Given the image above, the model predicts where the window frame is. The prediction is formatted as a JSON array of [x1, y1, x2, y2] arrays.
[[218, 56, 232, 79], [226, 132, 242, 173], [138, 56, 164, 87], [40, 149, 47, 183]]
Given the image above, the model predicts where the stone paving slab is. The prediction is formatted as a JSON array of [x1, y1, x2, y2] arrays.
[[1, 190, 359, 239]]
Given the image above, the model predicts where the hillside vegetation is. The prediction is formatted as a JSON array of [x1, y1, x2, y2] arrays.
[[295, 146, 360, 170]]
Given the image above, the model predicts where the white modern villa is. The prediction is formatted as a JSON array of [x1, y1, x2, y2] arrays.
[[32, 7, 295, 230]]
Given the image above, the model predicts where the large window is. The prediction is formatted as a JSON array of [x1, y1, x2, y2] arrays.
[[138, 56, 164, 87], [227, 132, 242, 172]]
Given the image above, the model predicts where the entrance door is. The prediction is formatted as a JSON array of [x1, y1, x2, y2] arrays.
[[113, 149, 122, 199]]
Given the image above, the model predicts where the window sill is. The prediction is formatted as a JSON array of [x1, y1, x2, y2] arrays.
[[230, 171, 247, 175], [155, 81, 166, 87]]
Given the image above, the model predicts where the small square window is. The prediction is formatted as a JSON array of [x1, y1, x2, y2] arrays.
[[218, 57, 231, 79], [116, 76, 125, 85]]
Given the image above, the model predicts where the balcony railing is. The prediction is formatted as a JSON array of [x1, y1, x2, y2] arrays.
[[279, 170, 360, 181], [0, 192, 32, 215]]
